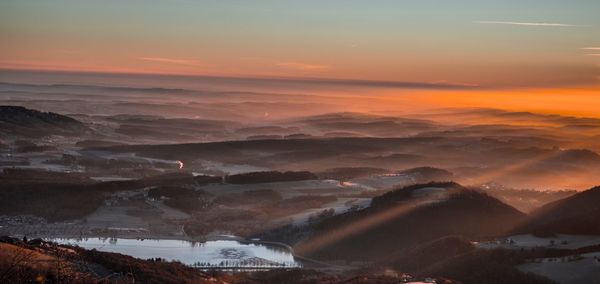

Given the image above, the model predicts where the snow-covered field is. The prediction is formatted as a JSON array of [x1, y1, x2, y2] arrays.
[[276, 197, 371, 226], [518, 252, 600, 284], [476, 234, 600, 250], [350, 173, 415, 190]]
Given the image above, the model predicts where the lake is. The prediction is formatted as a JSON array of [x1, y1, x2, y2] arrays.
[[48, 237, 300, 269]]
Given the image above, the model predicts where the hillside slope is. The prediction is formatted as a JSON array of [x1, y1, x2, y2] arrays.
[[516, 185, 600, 236], [0, 105, 87, 137], [295, 182, 524, 261]]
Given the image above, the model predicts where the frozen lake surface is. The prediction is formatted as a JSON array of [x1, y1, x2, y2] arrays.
[[48, 237, 300, 268]]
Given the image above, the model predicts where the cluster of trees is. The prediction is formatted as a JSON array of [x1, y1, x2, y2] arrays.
[[277, 195, 337, 210], [191, 260, 297, 268], [398, 167, 454, 183], [317, 167, 390, 181], [225, 171, 317, 184], [0, 182, 105, 222], [214, 190, 282, 207], [148, 186, 211, 213], [307, 208, 335, 224], [1, 168, 90, 184], [15, 144, 58, 153], [0, 170, 216, 221], [79, 248, 215, 283], [253, 224, 310, 246]]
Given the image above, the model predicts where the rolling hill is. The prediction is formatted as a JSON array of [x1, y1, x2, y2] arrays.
[[516, 185, 600, 236], [295, 182, 524, 261], [0, 105, 87, 137]]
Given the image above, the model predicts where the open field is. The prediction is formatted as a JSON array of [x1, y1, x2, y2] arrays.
[[518, 252, 600, 284]]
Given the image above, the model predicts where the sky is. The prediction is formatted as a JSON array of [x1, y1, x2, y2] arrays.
[[1, 0, 600, 116], [1, 0, 599, 86]]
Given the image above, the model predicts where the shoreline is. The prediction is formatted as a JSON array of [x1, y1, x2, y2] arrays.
[[7, 232, 341, 270], [9, 231, 244, 243]]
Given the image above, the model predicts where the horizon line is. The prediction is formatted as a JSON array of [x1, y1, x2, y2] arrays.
[[0, 67, 481, 90]]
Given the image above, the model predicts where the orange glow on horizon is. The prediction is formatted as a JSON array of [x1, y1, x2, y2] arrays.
[[1, 64, 599, 120], [428, 88, 600, 118], [370, 87, 600, 119]]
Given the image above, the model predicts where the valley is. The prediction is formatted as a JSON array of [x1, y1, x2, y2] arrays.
[[1, 77, 600, 284]]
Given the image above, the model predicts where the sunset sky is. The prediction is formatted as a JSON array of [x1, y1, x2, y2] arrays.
[[1, 0, 600, 116]]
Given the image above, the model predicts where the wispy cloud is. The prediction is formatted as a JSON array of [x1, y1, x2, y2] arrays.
[[476, 21, 580, 27], [264, 77, 480, 90], [56, 49, 84, 54], [582, 47, 600, 50], [432, 80, 480, 87], [586, 54, 600, 57], [240, 57, 330, 72], [139, 57, 201, 66], [276, 61, 330, 71]]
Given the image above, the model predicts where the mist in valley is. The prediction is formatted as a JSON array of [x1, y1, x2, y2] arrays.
[[1, 52, 600, 284]]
